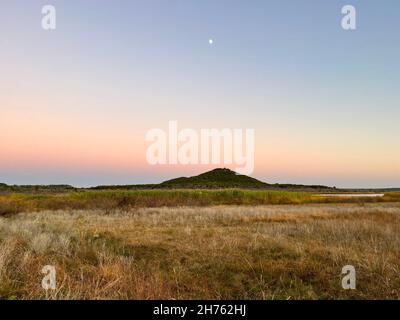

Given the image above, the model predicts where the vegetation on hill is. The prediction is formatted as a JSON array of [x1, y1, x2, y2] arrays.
[[159, 168, 268, 189], [159, 168, 335, 191]]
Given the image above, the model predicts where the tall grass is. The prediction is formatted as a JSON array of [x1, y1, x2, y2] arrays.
[[0, 190, 312, 215], [1, 190, 399, 216], [0, 203, 399, 299]]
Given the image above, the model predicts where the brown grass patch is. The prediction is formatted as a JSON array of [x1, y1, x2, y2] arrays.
[[0, 202, 399, 299]]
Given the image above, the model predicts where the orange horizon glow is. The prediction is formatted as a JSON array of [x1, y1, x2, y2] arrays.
[[1, 108, 399, 188]]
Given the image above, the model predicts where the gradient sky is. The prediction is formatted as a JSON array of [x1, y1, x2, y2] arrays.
[[1, 0, 399, 188]]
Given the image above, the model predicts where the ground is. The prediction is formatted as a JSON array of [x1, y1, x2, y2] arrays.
[[0, 202, 399, 300]]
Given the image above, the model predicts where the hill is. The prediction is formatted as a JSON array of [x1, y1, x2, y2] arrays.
[[37, 169, 337, 192], [159, 168, 268, 189], [156, 168, 336, 191]]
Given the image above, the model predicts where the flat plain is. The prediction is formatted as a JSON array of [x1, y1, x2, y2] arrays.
[[0, 197, 399, 300]]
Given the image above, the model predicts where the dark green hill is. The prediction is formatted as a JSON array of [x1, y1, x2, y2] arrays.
[[159, 168, 268, 189], [92, 168, 336, 191]]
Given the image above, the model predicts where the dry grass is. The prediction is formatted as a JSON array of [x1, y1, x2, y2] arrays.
[[0, 202, 399, 300], [1, 190, 400, 217]]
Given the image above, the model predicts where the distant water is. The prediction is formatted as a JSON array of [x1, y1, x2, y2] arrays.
[[317, 194, 385, 198]]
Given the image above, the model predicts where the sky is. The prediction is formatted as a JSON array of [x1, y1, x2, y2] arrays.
[[0, 0, 399, 188]]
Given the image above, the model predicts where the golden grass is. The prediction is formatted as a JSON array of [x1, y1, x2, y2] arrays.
[[0, 202, 399, 300], [1, 190, 399, 216]]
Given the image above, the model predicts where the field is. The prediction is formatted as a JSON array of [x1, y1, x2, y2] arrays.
[[1, 190, 400, 216], [0, 190, 400, 300]]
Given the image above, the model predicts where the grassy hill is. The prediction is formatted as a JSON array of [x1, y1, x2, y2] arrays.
[[158, 168, 336, 191], [159, 168, 268, 189]]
